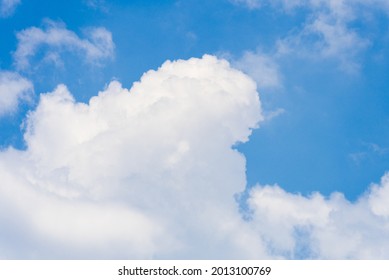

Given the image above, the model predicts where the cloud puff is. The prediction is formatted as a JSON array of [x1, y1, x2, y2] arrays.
[[0, 55, 266, 258], [13, 20, 114, 70], [0, 71, 33, 116], [0, 0, 20, 18], [247, 174, 389, 259]]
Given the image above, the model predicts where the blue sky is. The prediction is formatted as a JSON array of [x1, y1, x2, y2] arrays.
[[1, 0, 389, 259]]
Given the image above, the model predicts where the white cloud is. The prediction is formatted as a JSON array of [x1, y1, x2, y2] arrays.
[[1, 55, 389, 259], [0, 71, 33, 116], [0, 55, 266, 258], [233, 51, 282, 89], [13, 20, 114, 70], [233, 0, 388, 72], [0, 0, 20, 18], [368, 174, 389, 217], [276, 4, 369, 72], [247, 174, 389, 259]]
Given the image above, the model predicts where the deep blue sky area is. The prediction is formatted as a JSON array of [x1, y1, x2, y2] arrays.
[[1, 0, 389, 201]]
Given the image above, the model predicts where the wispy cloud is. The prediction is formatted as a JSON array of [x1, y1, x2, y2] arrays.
[[0, 0, 20, 18], [232, 0, 388, 72], [276, 5, 369, 73], [13, 20, 114, 70], [83, 0, 109, 13], [0, 71, 32, 116], [230, 0, 261, 9], [349, 142, 389, 165], [233, 50, 282, 90]]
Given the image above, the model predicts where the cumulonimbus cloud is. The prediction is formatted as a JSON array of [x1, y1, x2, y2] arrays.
[[0, 55, 389, 259]]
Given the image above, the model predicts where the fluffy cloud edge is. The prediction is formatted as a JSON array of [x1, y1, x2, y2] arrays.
[[247, 172, 389, 259], [0, 71, 33, 116]]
